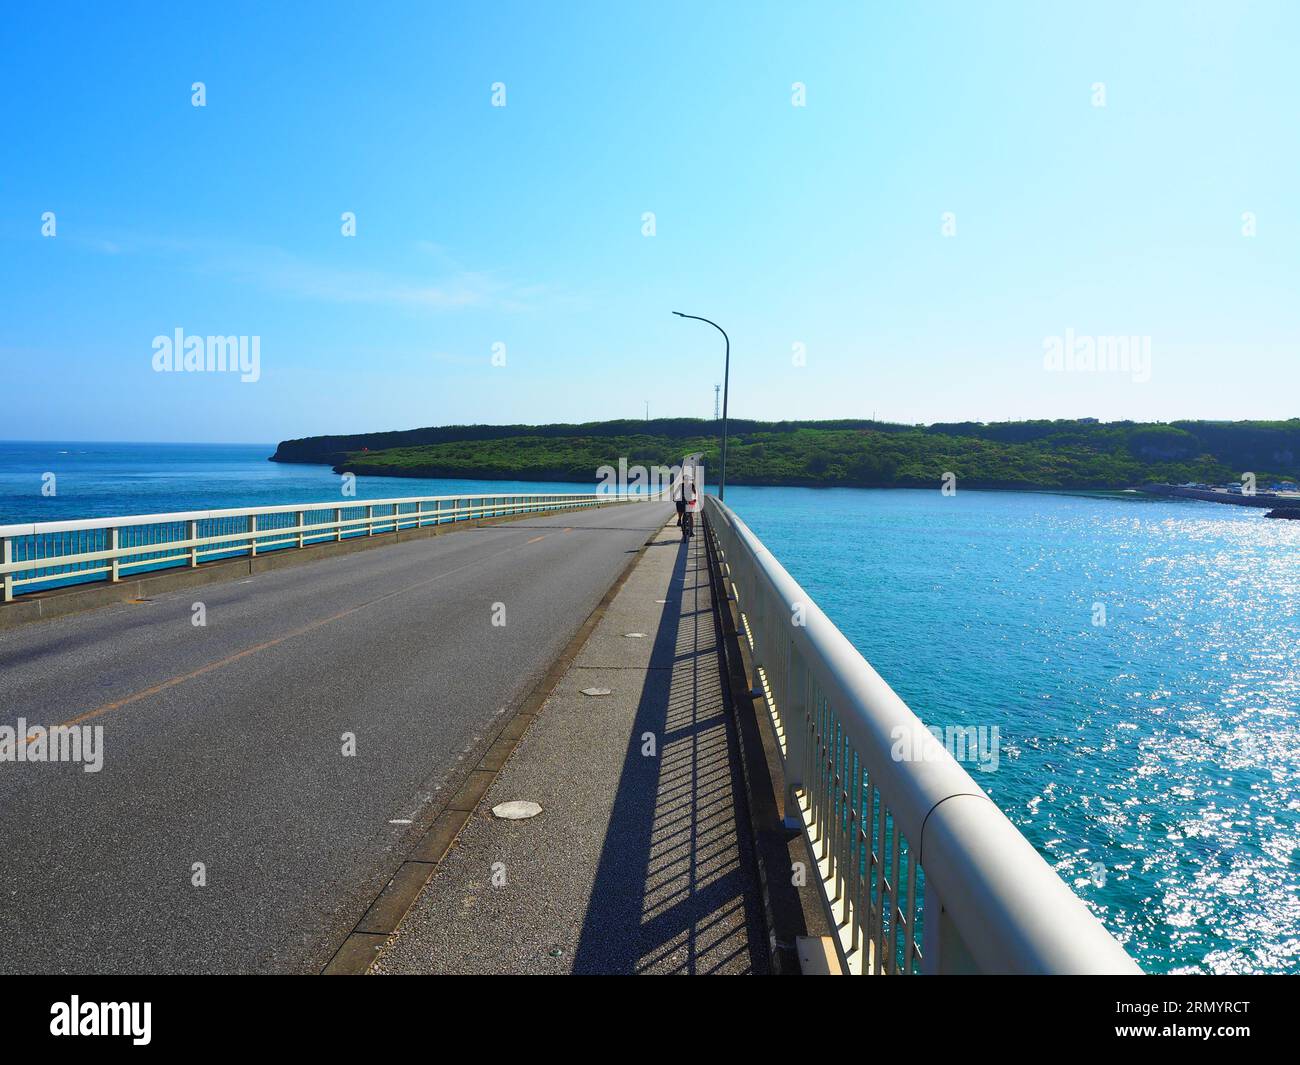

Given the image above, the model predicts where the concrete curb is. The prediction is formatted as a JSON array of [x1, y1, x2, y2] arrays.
[[322, 515, 667, 975], [0, 502, 630, 632]]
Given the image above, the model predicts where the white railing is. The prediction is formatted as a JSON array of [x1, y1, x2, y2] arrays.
[[703, 495, 1140, 975], [0, 492, 638, 601]]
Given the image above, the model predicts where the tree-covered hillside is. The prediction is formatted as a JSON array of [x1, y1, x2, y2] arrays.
[[270, 418, 1300, 489]]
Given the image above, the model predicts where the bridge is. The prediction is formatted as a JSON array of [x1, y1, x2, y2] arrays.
[[0, 491, 1139, 974]]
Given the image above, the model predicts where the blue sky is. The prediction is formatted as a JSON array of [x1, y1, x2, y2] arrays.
[[1, 1, 1297, 443]]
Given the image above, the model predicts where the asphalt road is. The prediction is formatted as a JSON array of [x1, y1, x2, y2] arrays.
[[0, 500, 672, 974]]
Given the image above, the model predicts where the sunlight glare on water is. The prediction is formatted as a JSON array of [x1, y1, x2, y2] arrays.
[[724, 485, 1300, 975]]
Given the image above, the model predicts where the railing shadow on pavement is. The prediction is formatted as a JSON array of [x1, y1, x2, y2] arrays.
[[570, 529, 770, 974]]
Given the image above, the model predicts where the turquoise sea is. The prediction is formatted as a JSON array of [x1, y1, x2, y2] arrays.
[[724, 483, 1300, 976], [2, 442, 1297, 974], [0, 441, 584, 524]]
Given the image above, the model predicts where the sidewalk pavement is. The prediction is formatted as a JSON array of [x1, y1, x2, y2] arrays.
[[373, 517, 770, 974]]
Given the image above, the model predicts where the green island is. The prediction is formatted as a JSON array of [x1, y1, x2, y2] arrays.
[[270, 417, 1300, 490]]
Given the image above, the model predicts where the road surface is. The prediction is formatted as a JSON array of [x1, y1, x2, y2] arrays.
[[0, 500, 672, 973]]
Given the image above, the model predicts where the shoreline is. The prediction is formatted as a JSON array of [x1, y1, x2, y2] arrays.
[[273, 455, 1168, 496], [1137, 483, 1300, 509]]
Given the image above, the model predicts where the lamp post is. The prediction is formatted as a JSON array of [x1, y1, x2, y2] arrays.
[[672, 311, 730, 501]]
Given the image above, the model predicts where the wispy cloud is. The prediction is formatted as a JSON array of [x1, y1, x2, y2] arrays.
[[81, 231, 550, 312], [211, 247, 511, 309]]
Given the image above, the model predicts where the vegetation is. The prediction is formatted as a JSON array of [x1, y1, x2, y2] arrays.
[[270, 418, 1300, 490]]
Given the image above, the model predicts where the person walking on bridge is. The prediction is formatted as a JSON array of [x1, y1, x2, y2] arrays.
[[675, 472, 697, 539], [673, 470, 689, 526]]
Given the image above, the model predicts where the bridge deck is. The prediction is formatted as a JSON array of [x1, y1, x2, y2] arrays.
[[0, 500, 675, 973], [374, 518, 769, 974]]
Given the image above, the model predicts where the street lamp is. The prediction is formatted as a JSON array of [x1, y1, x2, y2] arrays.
[[672, 311, 730, 501]]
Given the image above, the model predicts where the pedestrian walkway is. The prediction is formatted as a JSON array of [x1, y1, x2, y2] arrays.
[[373, 518, 769, 974]]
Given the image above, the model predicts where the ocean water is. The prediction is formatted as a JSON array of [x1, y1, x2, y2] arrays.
[[723, 484, 1300, 975], [2, 443, 1296, 974], [0, 441, 585, 525]]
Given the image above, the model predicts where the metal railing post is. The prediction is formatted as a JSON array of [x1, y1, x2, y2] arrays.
[[783, 644, 810, 830], [1, 536, 13, 602], [248, 514, 258, 557], [188, 520, 199, 567], [296, 511, 306, 549], [109, 527, 121, 583], [366, 505, 374, 536]]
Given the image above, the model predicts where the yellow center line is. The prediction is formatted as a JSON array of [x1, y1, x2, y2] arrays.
[[526, 535, 546, 544], [33, 537, 536, 738]]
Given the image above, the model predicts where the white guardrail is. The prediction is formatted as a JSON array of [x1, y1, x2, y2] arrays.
[[703, 495, 1140, 975], [0, 492, 640, 601]]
